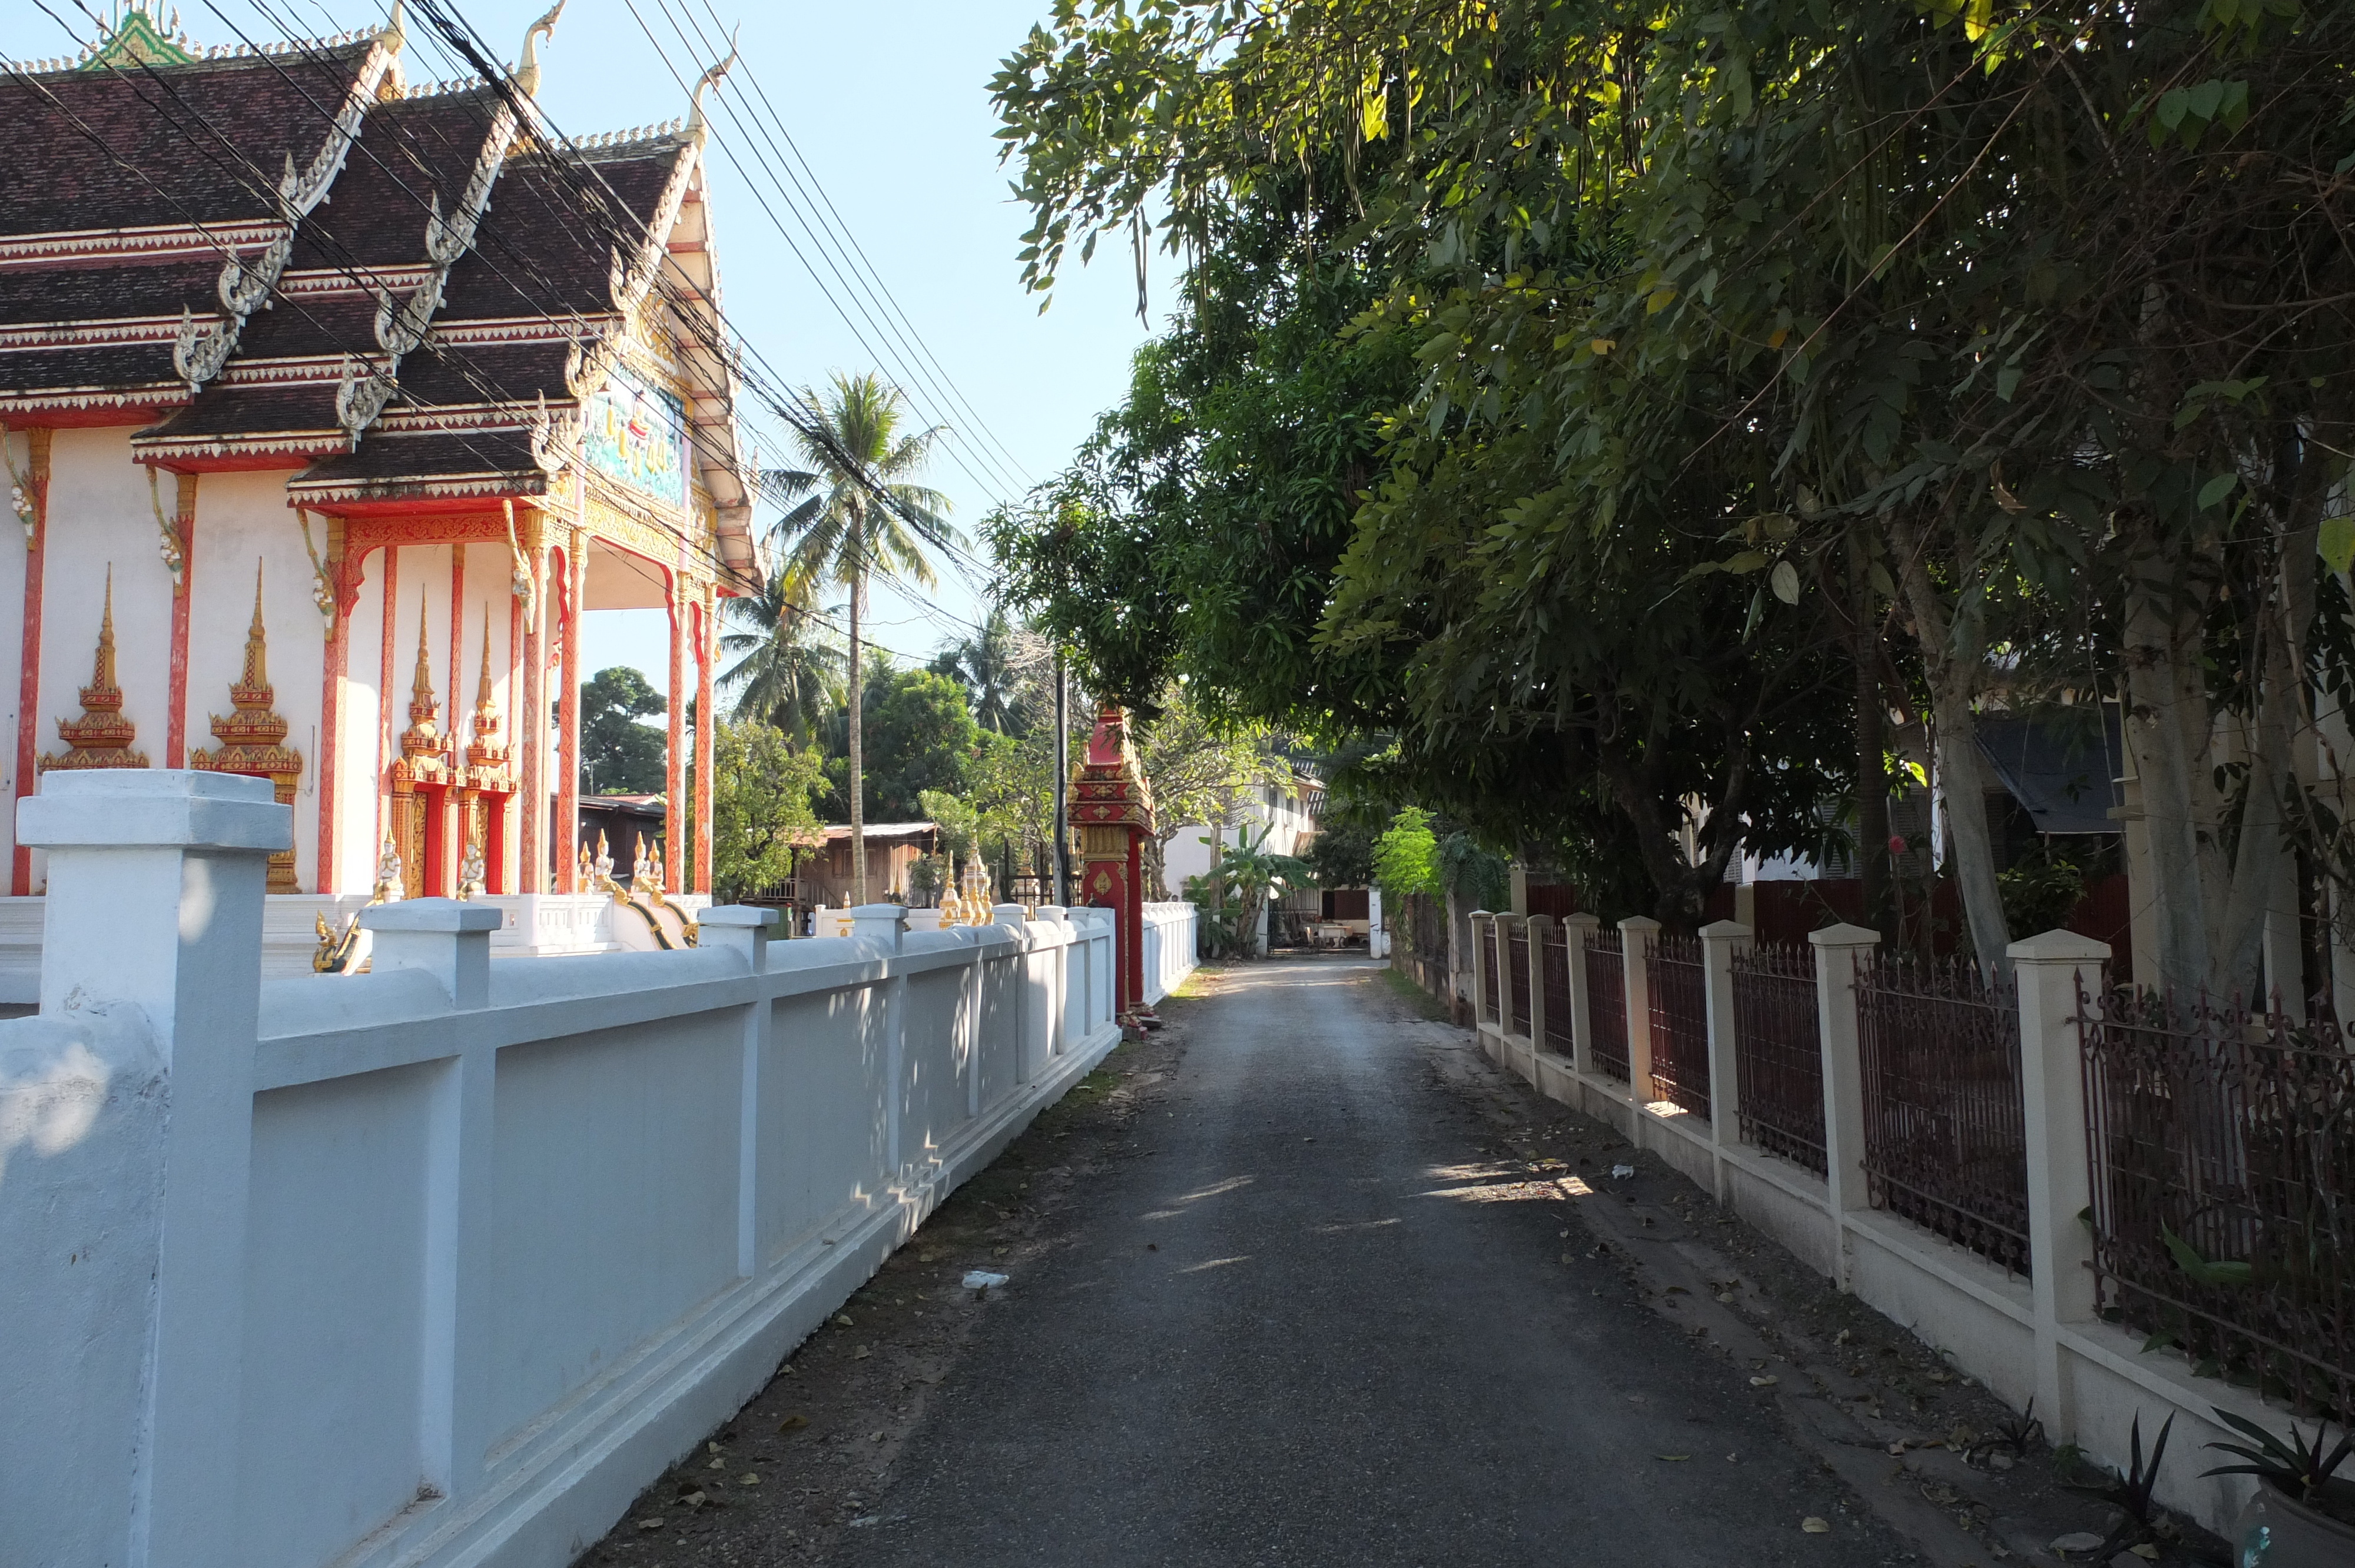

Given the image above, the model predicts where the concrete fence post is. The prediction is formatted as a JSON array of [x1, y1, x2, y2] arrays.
[[1468, 912, 1492, 1026], [1525, 914, 1554, 1057], [701, 907, 779, 1279], [360, 898, 499, 1008], [1563, 912, 1600, 1075], [1620, 915, 1661, 1111], [1368, 886, 1387, 960], [11, 770, 288, 1566], [2009, 928, 2109, 1437], [1809, 922, 1880, 1290], [1700, 921, 1753, 1187]]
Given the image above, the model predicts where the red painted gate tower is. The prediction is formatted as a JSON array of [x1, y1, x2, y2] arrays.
[[1074, 702, 1153, 1016]]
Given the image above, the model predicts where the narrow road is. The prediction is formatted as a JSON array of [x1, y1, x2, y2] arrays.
[[823, 959, 1912, 1567]]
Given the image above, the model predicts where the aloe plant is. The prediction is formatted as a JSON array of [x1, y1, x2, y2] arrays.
[[2204, 1409, 2354, 1507]]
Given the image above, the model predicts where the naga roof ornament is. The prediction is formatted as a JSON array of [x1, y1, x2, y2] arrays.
[[171, 12, 406, 391]]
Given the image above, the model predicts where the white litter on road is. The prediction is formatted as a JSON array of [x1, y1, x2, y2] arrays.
[[1610, 1164, 1636, 1179], [962, 1270, 1010, 1291]]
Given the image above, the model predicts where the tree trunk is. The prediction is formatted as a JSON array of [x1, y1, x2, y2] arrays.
[[847, 536, 867, 906], [1849, 536, 1890, 929], [1889, 510, 2010, 975]]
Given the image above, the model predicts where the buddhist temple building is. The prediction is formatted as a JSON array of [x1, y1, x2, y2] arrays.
[[0, 1, 757, 975]]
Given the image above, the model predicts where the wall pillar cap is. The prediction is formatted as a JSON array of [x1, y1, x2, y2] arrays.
[[699, 905, 780, 930], [18, 768, 290, 853], [1618, 915, 1662, 933], [360, 898, 500, 934], [1525, 912, 1555, 929], [1808, 922, 1881, 949], [1563, 911, 1600, 929], [1699, 919, 1752, 940], [2007, 929, 2111, 964]]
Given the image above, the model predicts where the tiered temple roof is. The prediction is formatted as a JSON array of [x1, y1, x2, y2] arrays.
[[0, 1, 755, 586]]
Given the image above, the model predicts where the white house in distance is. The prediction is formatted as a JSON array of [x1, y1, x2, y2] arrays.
[[1163, 768, 1321, 896]]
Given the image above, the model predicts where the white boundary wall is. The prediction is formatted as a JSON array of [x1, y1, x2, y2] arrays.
[[0, 771, 1120, 1568], [1140, 901, 1199, 1005], [1457, 910, 2282, 1537]]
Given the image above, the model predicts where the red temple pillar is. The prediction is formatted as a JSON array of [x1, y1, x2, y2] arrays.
[[1074, 702, 1154, 1017]]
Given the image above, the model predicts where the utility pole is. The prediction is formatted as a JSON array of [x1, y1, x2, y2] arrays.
[[1053, 650, 1071, 906]]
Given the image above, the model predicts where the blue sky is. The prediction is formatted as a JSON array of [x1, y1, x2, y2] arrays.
[[4, 0, 1171, 697]]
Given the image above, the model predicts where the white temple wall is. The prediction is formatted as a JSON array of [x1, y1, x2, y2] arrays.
[[0, 428, 28, 872], [186, 472, 324, 889], [340, 546, 389, 893], [31, 427, 177, 892]]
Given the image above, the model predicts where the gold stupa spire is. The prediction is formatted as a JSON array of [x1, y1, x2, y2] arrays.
[[401, 599, 442, 759], [39, 564, 147, 771], [238, 557, 269, 694], [188, 560, 300, 892], [466, 604, 509, 771]]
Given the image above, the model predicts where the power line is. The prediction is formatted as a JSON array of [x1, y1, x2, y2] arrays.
[[616, 0, 1028, 513], [668, 0, 1037, 494]]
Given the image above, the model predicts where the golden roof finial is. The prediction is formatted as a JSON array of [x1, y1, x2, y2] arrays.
[[514, 0, 563, 95]]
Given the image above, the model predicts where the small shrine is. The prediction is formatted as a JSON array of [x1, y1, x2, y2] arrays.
[[1073, 702, 1153, 1013]]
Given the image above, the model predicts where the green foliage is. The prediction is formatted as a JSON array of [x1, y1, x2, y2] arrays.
[[1305, 816, 1375, 889], [927, 606, 1042, 736], [860, 669, 980, 820], [578, 666, 666, 796], [706, 719, 827, 901], [987, 0, 2355, 990], [2204, 1407, 2355, 1510], [918, 788, 981, 860], [719, 570, 844, 744], [1193, 823, 1312, 958], [1371, 806, 1441, 902], [1997, 847, 2088, 942]]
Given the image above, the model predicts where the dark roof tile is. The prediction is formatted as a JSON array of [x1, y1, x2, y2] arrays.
[[0, 45, 377, 235]]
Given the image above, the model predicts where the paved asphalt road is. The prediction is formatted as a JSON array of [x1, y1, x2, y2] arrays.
[[826, 958, 1914, 1567]]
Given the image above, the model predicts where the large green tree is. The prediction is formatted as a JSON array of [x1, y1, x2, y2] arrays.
[[991, 0, 2355, 971], [859, 667, 982, 820], [768, 372, 960, 903], [577, 666, 666, 796]]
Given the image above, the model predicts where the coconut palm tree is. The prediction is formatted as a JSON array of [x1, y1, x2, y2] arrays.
[[764, 373, 958, 904], [928, 604, 1032, 735], [718, 567, 845, 745]]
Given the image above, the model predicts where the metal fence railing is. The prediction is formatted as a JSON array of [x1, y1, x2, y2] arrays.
[[1647, 934, 1711, 1117], [1586, 927, 1628, 1082], [2081, 985, 2355, 1418], [1480, 924, 1501, 1024], [1855, 955, 2031, 1276], [1510, 925, 1532, 1037], [1731, 942, 1826, 1175], [1541, 925, 1575, 1057]]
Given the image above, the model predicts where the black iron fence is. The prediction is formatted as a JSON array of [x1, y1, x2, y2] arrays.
[[1480, 922, 1501, 1025], [1541, 925, 1575, 1057], [1731, 942, 1827, 1175], [1648, 934, 1711, 1117], [1510, 924, 1532, 1037], [1586, 927, 1629, 1082], [1855, 955, 2032, 1276], [2081, 986, 2355, 1418]]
